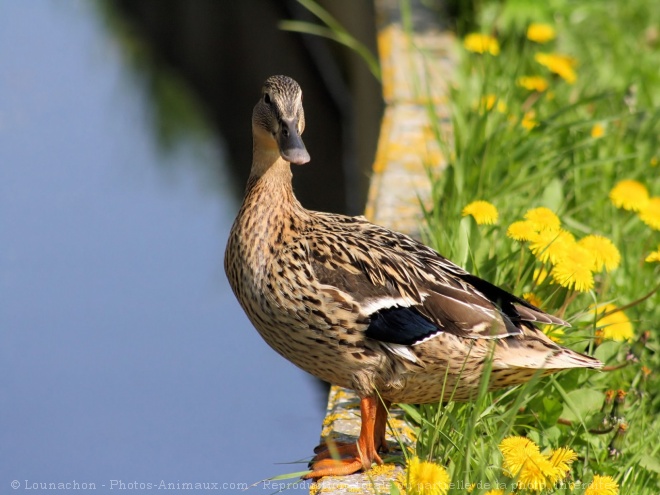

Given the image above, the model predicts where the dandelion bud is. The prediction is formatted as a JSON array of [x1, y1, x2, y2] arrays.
[[609, 390, 627, 424], [596, 390, 615, 430], [626, 330, 650, 362], [602, 390, 615, 411], [608, 423, 628, 458]]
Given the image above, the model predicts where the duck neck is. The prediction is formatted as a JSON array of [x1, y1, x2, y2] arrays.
[[244, 151, 303, 215], [234, 153, 305, 279]]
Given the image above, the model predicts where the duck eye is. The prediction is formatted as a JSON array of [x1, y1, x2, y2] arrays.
[[263, 93, 271, 105]]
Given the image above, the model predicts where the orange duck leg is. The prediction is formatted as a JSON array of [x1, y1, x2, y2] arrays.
[[305, 397, 390, 479]]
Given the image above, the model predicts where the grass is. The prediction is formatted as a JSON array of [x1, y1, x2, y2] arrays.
[[276, 1, 660, 493], [400, 0, 660, 494]]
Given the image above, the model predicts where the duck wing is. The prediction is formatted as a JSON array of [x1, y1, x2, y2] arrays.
[[308, 214, 566, 347]]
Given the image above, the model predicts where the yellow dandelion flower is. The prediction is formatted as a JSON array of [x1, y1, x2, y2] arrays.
[[529, 230, 558, 263], [547, 230, 576, 264], [517, 75, 549, 92], [524, 207, 561, 231], [584, 474, 619, 495], [547, 447, 577, 484], [479, 93, 507, 113], [499, 436, 555, 491], [529, 229, 575, 264], [543, 324, 565, 343], [484, 491, 505, 495], [523, 292, 543, 308], [527, 23, 556, 43], [594, 304, 634, 342], [507, 220, 537, 241], [500, 436, 537, 459], [479, 94, 497, 111], [609, 179, 649, 211], [464, 33, 500, 55], [522, 110, 539, 130], [639, 197, 660, 230], [646, 246, 660, 262], [462, 200, 499, 225], [578, 235, 621, 272], [476, 95, 508, 114], [591, 123, 606, 138], [509, 208, 563, 245], [534, 267, 549, 285], [478, 94, 506, 113], [407, 456, 450, 495], [535, 52, 577, 84], [550, 245, 595, 292]]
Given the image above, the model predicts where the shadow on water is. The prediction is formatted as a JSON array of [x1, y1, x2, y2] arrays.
[[104, 0, 383, 216], [0, 1, 383, 492]]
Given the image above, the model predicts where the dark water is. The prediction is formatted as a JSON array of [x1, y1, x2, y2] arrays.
[[1, 2, 324, 493]]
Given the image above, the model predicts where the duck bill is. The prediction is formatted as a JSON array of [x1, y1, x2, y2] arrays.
[[278, 119, 310, 165]]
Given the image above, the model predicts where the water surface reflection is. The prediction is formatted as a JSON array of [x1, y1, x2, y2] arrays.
[[1, 2, 324, 491]]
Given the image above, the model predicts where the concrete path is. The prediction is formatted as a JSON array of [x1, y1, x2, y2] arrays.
[[313, 1, 457, 493]]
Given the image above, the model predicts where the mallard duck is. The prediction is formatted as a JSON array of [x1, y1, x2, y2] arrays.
[[224, 75, 602, 479]]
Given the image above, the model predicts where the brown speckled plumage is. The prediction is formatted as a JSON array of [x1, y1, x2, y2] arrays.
[[224, 75, 602, 478]]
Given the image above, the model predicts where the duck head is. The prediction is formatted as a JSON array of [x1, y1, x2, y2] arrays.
[[252, 75, 310, 165]]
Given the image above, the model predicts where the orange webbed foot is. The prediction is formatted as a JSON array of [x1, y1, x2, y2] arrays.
[[312, 439, 390, 461], [304, 457, 366, 479], [313, 440, 355, 455], [304, 396, 390, 480]]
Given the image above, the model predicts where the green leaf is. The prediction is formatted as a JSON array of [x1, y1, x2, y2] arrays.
[[543, 425, 561, 444], [527, 430, 541, 445], [541, 178, 564, 212], [527, 393, 563, 427], [278, 0, 381, 81], [640, 455, 660, 474], [456, 217, 472, 268], [398, 403, 422, 425], [560, 389, 604, 422], [594, 340, 622, 364], [543, 396, 565, 426]]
